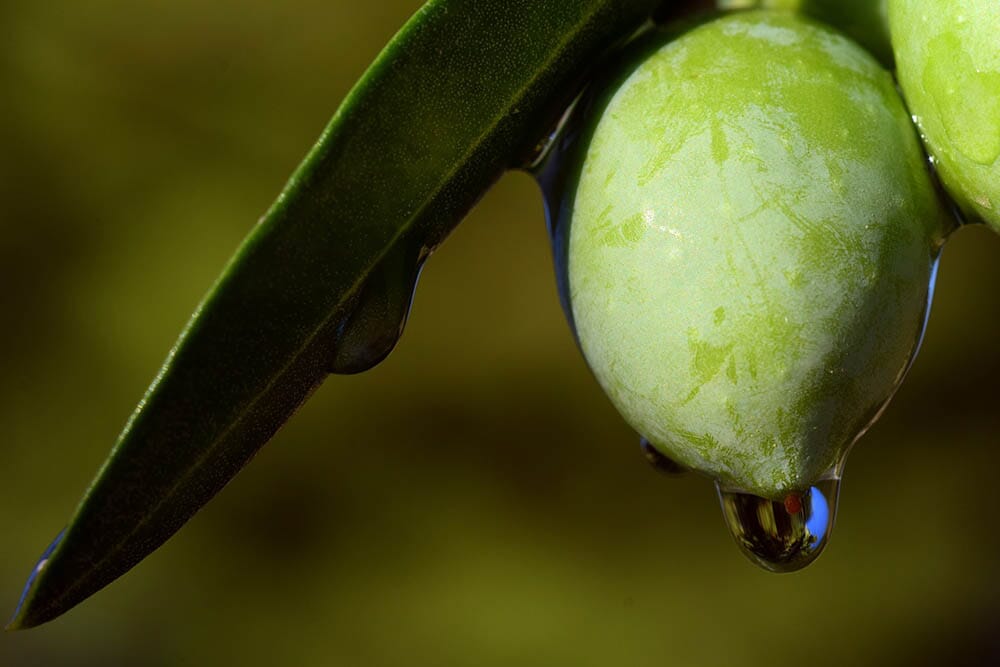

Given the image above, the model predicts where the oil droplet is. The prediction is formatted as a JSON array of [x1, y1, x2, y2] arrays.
[[532, 94, 592, 333], [329, 241, 426, 374], [716, 476, 840, 573], [519, 94, 585, 174], [640, 437, 687, 475]]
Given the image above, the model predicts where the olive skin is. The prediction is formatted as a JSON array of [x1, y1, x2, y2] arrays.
[[561, 11, 951, 498], [890, 0, 1000, 231], [719, 0, 893, 67]]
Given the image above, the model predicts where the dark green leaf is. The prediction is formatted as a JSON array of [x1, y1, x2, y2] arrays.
[[8, 0, 665, 629]]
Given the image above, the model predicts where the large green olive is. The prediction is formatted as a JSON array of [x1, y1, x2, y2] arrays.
[[560, 11, 951, 498], [890, 0, 1000, 231]]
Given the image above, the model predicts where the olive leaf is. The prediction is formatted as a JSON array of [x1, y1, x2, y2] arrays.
[[8, 0, 667, 630]]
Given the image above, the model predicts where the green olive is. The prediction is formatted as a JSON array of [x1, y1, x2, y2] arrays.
[[890, 0, 1000, 230], [719, 0, 893, 67], [562, 11, 951, 498]]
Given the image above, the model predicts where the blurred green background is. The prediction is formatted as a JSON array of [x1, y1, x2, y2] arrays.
[[2, 1, 999, 665]]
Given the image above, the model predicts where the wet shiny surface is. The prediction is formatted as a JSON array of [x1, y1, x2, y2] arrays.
[[717, 477, 840, 573], [3, 0, 1000, 663]]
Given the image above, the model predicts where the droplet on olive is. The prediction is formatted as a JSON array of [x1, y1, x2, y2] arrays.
[[554, 10, 952, 500]]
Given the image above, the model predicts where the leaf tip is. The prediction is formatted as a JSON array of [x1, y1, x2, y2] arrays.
[[7, 529, 67, 631]]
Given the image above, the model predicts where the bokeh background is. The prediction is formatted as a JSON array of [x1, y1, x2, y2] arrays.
[[2, 1, 999, 665]]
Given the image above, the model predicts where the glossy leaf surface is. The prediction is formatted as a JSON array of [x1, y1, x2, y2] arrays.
[[9, 0, 665, 629]]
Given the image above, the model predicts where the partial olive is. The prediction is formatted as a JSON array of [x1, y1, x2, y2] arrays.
[[718, 0, 892, 67], [890, 0, 1000, 230], [559, 11, 952, 499]]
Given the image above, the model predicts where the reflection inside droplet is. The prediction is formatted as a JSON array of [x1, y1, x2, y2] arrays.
[[717, 476, 840, 573]]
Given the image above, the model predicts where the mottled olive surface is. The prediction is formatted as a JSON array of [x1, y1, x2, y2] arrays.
[[719, 0, 893, 67], [890, 0, 1000, 230], [566, 11, 950, 498]]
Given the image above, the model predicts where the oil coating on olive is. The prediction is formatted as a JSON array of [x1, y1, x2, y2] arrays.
[[562, 11, 951, 498]]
